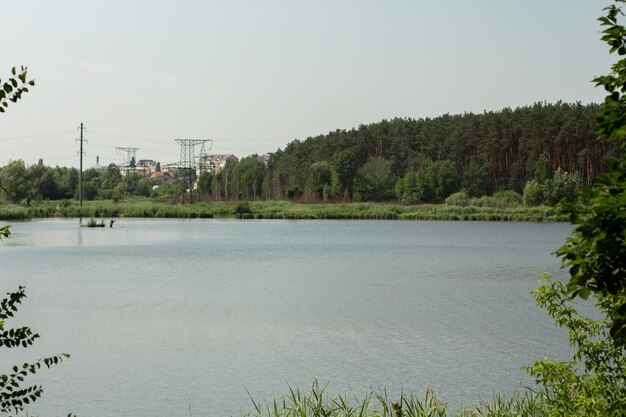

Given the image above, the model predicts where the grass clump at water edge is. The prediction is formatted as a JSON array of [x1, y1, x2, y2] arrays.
[[242, 380, 547, 417]]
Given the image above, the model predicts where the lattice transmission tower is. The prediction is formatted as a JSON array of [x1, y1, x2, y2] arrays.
[[174, 139, 213, 169], [116, 147, 140, 175], [174, 139, 213, 203]]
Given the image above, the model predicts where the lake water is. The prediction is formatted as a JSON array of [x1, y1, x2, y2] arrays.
[[1, 219, 574, 417]]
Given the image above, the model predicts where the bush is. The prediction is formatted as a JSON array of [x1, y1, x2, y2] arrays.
[[523, 179, 544, 206], [523, 169, 580, 206], [525, 276, 626, 416], [543, 168, 581, 206], [492, 190, 523, 207], [232, 201, 251, 214], [444, 191, 470, 206], [285, 186, 302, 200]]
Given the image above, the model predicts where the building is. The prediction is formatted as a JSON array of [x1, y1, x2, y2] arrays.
[[198, 154, 239, 174]]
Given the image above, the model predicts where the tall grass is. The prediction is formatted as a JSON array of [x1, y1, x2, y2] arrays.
[[0, 199, 566, 222], [243, 381, 547, 417]]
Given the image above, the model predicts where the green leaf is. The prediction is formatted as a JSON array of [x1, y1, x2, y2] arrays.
[[578, 287, 591, 300]]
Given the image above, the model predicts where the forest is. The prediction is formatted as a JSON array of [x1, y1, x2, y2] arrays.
[[0, 101, 614, 207]]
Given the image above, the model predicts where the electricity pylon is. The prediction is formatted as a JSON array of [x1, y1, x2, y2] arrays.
[[174, 139, 213, 203]]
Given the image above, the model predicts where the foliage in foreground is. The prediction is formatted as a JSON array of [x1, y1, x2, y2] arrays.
[[0, 66, 34, 113], [556, 0, 626, 347], [0, 286, 70, 415], [244, 380, 547, 417], [520, 4, 626, 416], [525, 277, 626, 417]]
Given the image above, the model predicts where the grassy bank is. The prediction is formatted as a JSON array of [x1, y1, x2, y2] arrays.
[[0, 199, 566, 222]]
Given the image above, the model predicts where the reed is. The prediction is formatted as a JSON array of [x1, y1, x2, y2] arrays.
[[0, 199, 566, 222], [243, 380, 547, 417]]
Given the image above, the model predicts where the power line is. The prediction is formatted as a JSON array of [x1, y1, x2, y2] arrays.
[[0, 131, 74, 142], [89, 130, 272, 144], [88, 143, 178, 156], [89, 131, 170, 144]]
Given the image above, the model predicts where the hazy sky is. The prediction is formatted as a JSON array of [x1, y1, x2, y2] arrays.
[[0, 0, 613, 168]]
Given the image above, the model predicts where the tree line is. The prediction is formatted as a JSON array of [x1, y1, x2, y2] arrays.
[[0, 101, 615, 206], [264, 101, 612, 200], [198, 101, 614, 205]]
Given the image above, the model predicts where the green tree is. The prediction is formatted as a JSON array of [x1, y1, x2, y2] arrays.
[[82, 167, 100, 200], [508, 160, 527, 193], [354, 157, 395, 201], [522, 179, 545, 206], [98, 163, 122, 199], [121, 172, 141, 197], [461, 159, 489, 197], [0, 160, 28, 203], [395, 170, 423, 203], [305, 161, 333, 201], [197, 171, 213, 198], [25, 159, 51, 201], [233, 156, 266, 200], [332, 149, 358, 200], [396, 159, 459, 203], [523, 166, 580, 206], [433, 159, 460, 200], [543, 168, 581, 206], [135, 177, 153, 197], [396, 160, 436, 203], [52, 166, 79, 199], [533, 150, 554, 183], [36, 170, 59, 200]]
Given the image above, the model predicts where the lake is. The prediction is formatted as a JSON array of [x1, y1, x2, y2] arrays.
[[0, 219, 574, 417]]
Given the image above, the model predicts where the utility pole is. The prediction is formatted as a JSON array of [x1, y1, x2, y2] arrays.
[[76, 123, 86, 208]]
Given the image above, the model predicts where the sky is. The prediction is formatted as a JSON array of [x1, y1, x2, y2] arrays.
[[0, 0, 614, 169]]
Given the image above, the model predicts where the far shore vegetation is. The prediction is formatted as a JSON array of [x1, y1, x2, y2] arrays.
[[0, 197, 565, 222]]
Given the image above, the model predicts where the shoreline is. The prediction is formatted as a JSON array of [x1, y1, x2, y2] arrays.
[[0, 199, 567, 222]]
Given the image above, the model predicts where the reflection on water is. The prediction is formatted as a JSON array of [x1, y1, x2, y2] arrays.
[[1, 219, 574, 417]]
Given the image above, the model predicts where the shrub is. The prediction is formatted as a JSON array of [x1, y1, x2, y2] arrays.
[[525, 276, 626, 416], [233, 201, 252, 214], [492, 190, 523, 207], [522, 179, 544, 206], [444, 191, 470, 206]]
